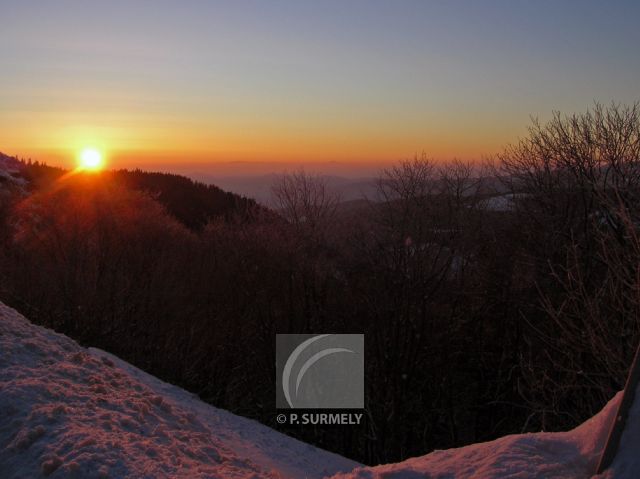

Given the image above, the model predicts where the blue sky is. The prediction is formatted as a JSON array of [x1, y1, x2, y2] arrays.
[[1, 0, 638, 168]]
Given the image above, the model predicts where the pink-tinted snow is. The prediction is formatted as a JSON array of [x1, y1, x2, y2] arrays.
[[330, 393, 624, 479], [1, 301, 635, 478], [0, 303, 358, 478]]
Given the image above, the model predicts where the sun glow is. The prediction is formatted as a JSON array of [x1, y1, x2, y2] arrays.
[[78, 148, 104, 171]]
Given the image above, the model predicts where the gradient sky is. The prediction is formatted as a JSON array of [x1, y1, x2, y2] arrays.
[[1, 0, 639, 172]]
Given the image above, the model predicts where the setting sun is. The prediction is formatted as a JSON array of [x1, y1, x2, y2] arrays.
[[78, 148, 104, 171], [2, 2, 640, 477]]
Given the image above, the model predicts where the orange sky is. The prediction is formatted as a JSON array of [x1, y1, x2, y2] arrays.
[[1, 1, 638, 176], [4, 110, 517, 171]]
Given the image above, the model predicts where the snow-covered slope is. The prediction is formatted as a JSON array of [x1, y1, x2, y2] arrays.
[[1, 300, 635, 479], [330, 396, 625, 479], [0, 153, 25, 188], [0, 303, 359, 479]]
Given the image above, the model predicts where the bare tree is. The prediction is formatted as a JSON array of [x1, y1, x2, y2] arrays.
[[496, 102, 640, 428], [271, 170, 340, 243]]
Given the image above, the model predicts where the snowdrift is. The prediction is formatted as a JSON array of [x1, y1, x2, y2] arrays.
[[1, 300, 636, 478], [0, 303, 358, 478], [330, 394, 625, 479]]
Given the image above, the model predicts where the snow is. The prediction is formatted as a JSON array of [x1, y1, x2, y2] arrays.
[[0, 302, 359, 478], [482, 193, 528, 212], [1, 299, 637, 479], [0, 153, 26, 187], [329, 396, 637, 479], [331, 392, 622, 479]]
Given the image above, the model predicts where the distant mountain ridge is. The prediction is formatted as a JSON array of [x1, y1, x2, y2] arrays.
[[195, 173, 379, 205]]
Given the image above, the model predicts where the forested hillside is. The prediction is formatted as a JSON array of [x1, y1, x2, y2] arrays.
[[1, 104, 639, 466], [11, 160, 261, 230]]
